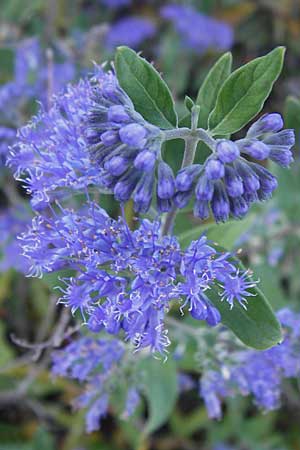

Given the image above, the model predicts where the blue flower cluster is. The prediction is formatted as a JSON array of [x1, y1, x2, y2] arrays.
[[8, 75, 103, 210], [161, 4, 233, 53], [105, 16, 157, 49], [8, 67, 165, 212], [10, 64, 293, 223], [175, 114, 295, 222], [20, 201, 255, 354], [200, 308, 300, 418], [51, 336, 138, 432]]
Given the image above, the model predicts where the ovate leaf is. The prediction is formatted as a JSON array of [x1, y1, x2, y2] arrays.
[[206, 259, 282, 350], [115, 46, 178, 129], [196, 52, 232, 129], [139, 357, 178, 434], [208, 47, 285, 135]]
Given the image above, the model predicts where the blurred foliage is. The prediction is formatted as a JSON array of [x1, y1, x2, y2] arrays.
[[1, 0, 300, 449]]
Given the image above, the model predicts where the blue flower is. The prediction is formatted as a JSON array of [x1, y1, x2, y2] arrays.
[[8, 76, 102, 210], [20, 200, 257, 354]]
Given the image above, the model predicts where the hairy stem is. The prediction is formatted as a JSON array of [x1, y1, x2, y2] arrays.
[[161, 134, 199, 236]]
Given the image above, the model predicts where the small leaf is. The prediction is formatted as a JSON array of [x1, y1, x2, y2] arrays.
[[115, 46, 178, 129], [206, 258, 282, 350], [139, 357, 178, 434], [184, 95, 194, 112], [196, 52, 232, 129], [208, 47, 285, 135]]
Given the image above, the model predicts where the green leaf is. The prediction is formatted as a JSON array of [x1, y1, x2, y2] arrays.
[[196, 52, 232, 129], [208, 47, 285, 135], [252, 262, 286, 310], [115, 46, 177, 129], [178, 215, 255, 250], [139, 357, 178, 434], [184, 95, 194, 112], [206, 263, 282, 350]]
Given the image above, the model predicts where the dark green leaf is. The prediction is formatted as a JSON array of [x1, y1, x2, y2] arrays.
[[139, 357, 178, 434], [208, 47, 285, 135], [115, 46, 177, 129], [207, 263, 282, 350], [196, 52, 232, 129]]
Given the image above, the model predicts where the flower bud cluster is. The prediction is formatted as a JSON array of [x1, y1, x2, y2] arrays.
[[85, 71, 179, 213], [175, 114, 295, 222]]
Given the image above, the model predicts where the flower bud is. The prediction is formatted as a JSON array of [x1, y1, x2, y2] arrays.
[[206, 305, 221, 326], [241, 140, 270, 160], [205, 158, 225, 180], [157, 197, 172, 212], [157, 161, 175, 199], [134, 150, 156, 172], [133, 173, 154, 213], [224, 166, 244, 198], [119, 123, 147, 148], [107, 105, 130, 123], [216, 139, 240, 163], [234, 160, 260, 193], [229, 196, 249, 219], [114, 171, 139, 202], [101, 130, 119, 146], [176, 164, 201, 191], [193, 200, 210, 220], [104, 155, 129, 176], [263, 129, 295, 146], [247, 113, 284, 137], [174, 190, 193, 208], [195, 175, 214, 201], [269, 147, 294, 167], [211, 182, 230, 223]]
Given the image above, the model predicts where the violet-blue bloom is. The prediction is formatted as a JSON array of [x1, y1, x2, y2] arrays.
[[20, 201, 255, 354], [8, 75, 104, 210]]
